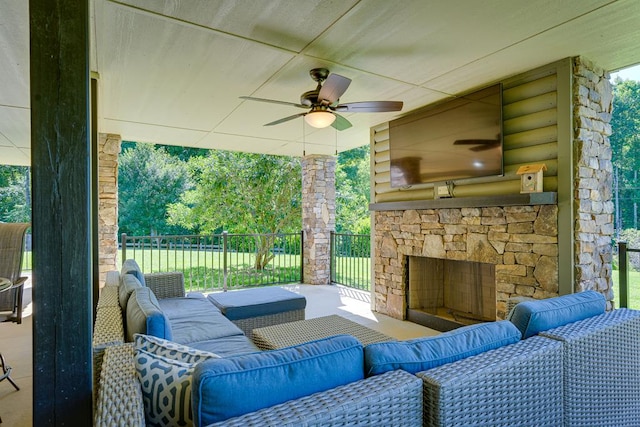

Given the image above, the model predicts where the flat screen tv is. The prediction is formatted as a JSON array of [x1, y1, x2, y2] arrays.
[[389, 84, 503, 187]]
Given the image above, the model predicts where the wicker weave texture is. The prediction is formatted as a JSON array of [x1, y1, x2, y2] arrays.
[[417, 336, 564, 427], [233, 309, 305, 339], [209, 369, 422, 427], [145, 272, 185, 299], [252, 315, 394, 350], [541, 308, 640, 427], [96, 285, 119, 309], [94, 343, 145, 427]]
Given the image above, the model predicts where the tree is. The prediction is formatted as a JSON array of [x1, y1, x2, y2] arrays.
[[335, 146, 371, 235], [168, 151, 301, 269], [0, 165, 31, 223], [118, 142, 193, 236], [611, 78, 640, 232]]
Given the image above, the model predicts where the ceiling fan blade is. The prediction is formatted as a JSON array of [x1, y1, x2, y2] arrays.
[[331, 113, 352, 131], [318, 73, 351, 104], [264, 112, 307, 126], [240, 96, 307, 109], [333, 101, 403, 113]]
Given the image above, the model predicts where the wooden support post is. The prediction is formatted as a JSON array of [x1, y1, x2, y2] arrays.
[[30, 0, 93, 424]]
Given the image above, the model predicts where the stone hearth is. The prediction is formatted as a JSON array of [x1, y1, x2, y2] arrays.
[[374, 204, 558, 320]]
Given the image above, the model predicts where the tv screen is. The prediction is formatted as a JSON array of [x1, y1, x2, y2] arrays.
[[389, 84, 503, 187]]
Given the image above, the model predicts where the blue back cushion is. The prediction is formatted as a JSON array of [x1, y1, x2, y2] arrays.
[[364, 320, 521, 376], [508, 290, 606, 339], [121, 259, 146, 286], [126, 287, 172, 342], [118, 273, 143, 311], [192, 335, 364, 426]]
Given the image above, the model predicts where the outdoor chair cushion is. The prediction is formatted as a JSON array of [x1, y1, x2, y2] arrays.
[[192, 335, 364, 426], [189, 335, 260, 358], [363, 320, 521, 376], [126, 287, 172, 341], [158, 295, 221, 320], [119, 272, 143, 311], [170, 311, 245, 345], [508, 290, 606, 339], [207, 287, 306, 320], [121, 258, 146, 286]]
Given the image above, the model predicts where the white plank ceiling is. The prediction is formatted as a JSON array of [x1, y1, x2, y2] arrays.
[[2, 0, 640, 165]]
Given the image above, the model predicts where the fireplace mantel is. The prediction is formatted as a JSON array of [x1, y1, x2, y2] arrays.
[[369, 192, 557, 212]]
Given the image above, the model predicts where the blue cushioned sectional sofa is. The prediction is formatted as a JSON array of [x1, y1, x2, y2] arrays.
[[93, 260, 640, 426]]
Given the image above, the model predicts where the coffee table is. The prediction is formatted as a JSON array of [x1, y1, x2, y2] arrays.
[[251, 314, 395, 350]]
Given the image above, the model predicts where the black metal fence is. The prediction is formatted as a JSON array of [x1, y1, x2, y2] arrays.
[[617, 241, 639, 308], [330, 232, 371, 290], [121, 232, 303, 292]]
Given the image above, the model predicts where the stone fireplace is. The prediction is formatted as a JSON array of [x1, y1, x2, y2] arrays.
[[373, 202, 559, 323], [369, 58, 615, 323], [407, 256, 496, 330]]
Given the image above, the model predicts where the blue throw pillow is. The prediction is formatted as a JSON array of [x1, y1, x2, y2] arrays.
[[364, 320, 521, 376], [192, 335, 364, 426], [507, 290, 606, 339]]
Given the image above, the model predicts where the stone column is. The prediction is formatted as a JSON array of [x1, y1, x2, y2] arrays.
[[302, 154, 336, 285], [98, 133, 121, 287], [572, 57, 614, 307]]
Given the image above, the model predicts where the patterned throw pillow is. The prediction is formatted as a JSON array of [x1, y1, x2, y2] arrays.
[[133, 335, 220, 427], [133, 333, 220, 363], [135, 349, 196, 427]]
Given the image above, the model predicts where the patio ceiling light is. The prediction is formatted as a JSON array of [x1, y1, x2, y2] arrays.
[[304, 109, 336, 128]]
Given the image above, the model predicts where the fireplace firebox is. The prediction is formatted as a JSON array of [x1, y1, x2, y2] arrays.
[[407, 256, 496, 331]]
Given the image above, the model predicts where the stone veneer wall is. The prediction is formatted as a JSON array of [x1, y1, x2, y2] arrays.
[[98, 133, 121, 287], [374, 205, 559, 320], [572, 57, 614, 308], [302, 154, 336, 285]]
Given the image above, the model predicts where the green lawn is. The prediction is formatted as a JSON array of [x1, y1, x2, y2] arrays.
[[611, 269, 640, 309]]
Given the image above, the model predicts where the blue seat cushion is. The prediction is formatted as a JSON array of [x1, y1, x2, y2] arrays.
[[189, 335, 260, 357], [192, 335, 364, 425], [126, 287, 172, 341], [158, 296, 221, 321], [364, 320, 521, 376], [170, 311, 244, 345], [507, 290, 606, 339], [207, 287, 306, 320]]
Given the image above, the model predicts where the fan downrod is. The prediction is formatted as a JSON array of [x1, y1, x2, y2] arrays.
[[309, 68, 330, 83]]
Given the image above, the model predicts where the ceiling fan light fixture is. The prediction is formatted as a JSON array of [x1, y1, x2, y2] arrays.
[[304, 110, 336, 128]]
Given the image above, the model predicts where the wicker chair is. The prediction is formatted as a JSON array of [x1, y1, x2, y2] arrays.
[[0, 222, 30, 324]]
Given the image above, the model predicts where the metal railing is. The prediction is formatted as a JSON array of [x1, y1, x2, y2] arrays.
[[121, 231, 303, 292], [330, 232, 371, 291], [617, 241, 639, 308]]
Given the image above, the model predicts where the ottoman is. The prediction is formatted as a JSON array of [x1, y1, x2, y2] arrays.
[[207, 287, 306, 339]]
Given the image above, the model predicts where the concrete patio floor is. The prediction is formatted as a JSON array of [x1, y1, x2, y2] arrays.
[[0, 281, 438, 426]]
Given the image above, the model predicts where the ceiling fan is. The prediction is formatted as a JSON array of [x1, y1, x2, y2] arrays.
[[240, 68, 403, 131]]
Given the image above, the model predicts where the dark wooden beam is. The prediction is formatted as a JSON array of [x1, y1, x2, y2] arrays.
[[30, 1, 93, 424]]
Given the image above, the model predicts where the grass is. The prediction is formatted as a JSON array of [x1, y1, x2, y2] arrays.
[[611, 269, 640, 309]]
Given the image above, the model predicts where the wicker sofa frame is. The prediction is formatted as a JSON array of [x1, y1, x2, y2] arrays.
[[92, 270, 423, 426]]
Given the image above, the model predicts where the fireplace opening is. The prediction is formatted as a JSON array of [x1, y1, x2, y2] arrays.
[[407, 256, 496, 331]]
